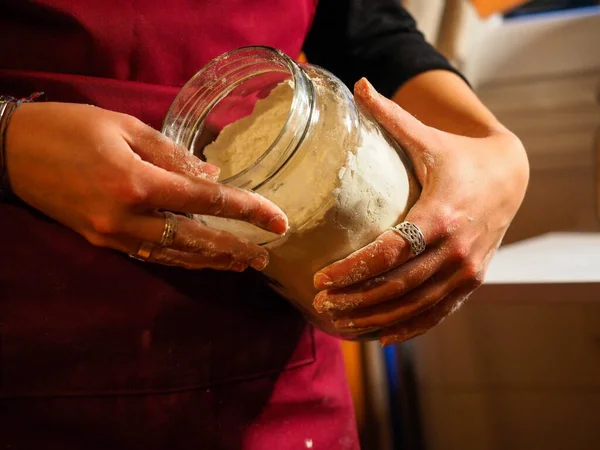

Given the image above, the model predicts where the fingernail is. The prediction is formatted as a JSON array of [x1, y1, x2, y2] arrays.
[[355, 78, 375, 98], [333, 318, 355, 329], [313, 292, 335, 313], [380, 335, 402, 347], [266, 214, 289, 235], [313, 272, 332, 290], [249, 254, 269, 271], [380, 328, 422, 347]]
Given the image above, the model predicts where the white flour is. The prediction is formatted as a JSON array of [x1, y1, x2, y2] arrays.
[[204, 82, 294, 180], [203, 79, 418, 329]]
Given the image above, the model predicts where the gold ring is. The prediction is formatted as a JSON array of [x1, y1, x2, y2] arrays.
[[159, 212, 178, 247], [129, 241, 154, 262]]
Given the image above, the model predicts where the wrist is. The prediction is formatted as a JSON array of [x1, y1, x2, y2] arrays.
[[0, 93, 44, 199], [0, 98, 19, 198], [392, 70, 504, 138], [489, 128, 530, 190]]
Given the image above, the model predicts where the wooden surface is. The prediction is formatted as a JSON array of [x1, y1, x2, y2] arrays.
[[597, 132, 600, 222], [413, 290, 600, 450]]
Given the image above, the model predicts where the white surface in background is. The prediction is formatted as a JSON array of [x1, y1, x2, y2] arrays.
[[485, 232, 600, 284], [465, 6, 600, 86]]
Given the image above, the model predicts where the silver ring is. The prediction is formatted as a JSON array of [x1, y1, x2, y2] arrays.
[[159, 212, 178, 247], [390, 221, 426, 256]]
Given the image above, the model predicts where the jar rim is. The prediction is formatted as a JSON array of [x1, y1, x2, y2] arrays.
[[161, 45, 314, 190]]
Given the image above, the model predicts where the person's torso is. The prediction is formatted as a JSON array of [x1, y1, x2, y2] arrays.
[[0, 0, 317, 126], [0, 1, 359, 448]]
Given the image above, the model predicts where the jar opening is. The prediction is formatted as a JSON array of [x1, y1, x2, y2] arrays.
[[162, 46, 314, 191]]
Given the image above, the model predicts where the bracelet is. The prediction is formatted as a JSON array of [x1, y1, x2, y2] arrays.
[[0, 92, 44, 200]]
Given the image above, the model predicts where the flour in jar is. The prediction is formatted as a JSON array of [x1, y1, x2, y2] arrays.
[[203, 78, 418, 317], [203, 82, 294, 180]]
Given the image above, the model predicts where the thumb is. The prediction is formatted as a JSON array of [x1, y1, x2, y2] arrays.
[[125, 123, 221, 182], [354, 78, 432, 165]]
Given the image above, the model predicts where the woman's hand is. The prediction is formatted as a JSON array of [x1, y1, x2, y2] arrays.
[[6, 102, 288, 271], [313, 78, 529, 345]]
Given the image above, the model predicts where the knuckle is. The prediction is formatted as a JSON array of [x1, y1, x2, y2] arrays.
[[460, 259, 483, 285], [435, 204, 460, 237], [448, 239, 470, 261], [475, 270, 485, 286], [119, 113, 145, 131], [115, 177, 149, 206], [471, 272, 485, 287], [207, 186, 226, 214], [83, 230, 111, 248], [88, 214, 121, 236]]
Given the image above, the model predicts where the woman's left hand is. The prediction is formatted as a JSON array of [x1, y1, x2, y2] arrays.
[[312, 78, 529, 346]]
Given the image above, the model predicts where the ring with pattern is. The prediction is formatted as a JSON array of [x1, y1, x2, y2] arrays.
[[390, 221, 426, 256]]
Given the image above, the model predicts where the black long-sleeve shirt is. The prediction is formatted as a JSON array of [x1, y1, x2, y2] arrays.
[[304, 0, 465, 97]]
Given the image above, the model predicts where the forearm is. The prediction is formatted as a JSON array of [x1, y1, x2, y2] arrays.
[[392, 70, 506, 138]]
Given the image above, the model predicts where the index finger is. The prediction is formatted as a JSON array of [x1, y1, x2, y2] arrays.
[[142, 164, 289, 235], [125, 121, 221, 182]]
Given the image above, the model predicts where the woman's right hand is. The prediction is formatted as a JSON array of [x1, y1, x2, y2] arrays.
[[5, 102, 288, 272]]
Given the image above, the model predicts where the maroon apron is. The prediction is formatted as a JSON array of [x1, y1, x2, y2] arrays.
[[0, 1, 359, 449]]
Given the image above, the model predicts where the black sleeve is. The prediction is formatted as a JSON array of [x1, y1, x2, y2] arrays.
[[303, 0, 468, 98]]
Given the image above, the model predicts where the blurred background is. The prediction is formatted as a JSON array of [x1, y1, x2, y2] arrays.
[[341, 1, 600, 449]]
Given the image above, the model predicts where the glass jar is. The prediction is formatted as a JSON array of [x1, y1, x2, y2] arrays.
[[162, 46, 420, 340]]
